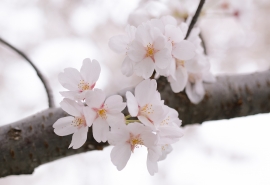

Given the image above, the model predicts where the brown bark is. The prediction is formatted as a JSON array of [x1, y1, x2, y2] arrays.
[[0, 70, 269, 177]]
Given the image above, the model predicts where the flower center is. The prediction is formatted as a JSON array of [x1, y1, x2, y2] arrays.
[[146, 43, 155, 57], [176, 59, 185, 67], [140, 104, 154, 116], [78, 80, 91, 92], [98, 109, 107, 119], [72, 117, 86, 127], [160, 116, 170, 125], [129, 134, 144, 152]]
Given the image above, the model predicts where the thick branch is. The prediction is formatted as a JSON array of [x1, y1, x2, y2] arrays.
[[0, 70, 270, 177], [0, 37, 55, 108]]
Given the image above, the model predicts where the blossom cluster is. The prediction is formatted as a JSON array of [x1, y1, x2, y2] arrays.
[[109, 15, 215, 104], [53, 59, 183, 175]]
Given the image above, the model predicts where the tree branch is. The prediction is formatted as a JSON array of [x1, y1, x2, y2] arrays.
[[0, 37, 55, 108], [0, 70, 269, 177], [185, 0, 205, 39]]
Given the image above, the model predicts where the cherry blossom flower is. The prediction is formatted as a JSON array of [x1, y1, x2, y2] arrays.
[[58, 58, 101, 101], [53, 98, 89, 149], [83, 89, 126, 143], [109, 25, 137, 77], [128, 24, 173, 79], [126, 79, 164, 124], [108, 122, 158, 175]]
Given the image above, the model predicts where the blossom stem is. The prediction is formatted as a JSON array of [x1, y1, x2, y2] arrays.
[[125, 115, 131, 119], [184, 0, 205, 39], [0, 37, 55, 108], [125, 119, 140, 124]]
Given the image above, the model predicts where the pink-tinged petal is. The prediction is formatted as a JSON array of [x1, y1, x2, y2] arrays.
[[59, 91, 78, 100], [165, 25, 184, 43], [60, 98, 81, 117], [108, 34, 129, 53], [203, 71, 216, 83], [180, 23, 188, 35], [135, 79, 157, 106], [153, 36, 165, 50], [83, 106, 96, 127], [134, 57, 155, 79], [147, 146, 161, 175], [149, 19, 164, 34], [128, 40, 146, 62], [158, 126, 184, 140], [136, 25, 153, 46], [186, 80, 205, 104], [105, 95, 126, 114], [69, 126, 88, 149], [138, 116, 154, 129], [158, 144, 173, 161], [92, 118, 109, 143], [110, 143, 131, 171], [172, 40, 195, 60], [161, 15, 177, 26], [126, 91, 139, 117], [58, 68, 81, 91], [154, 49, 172, 69], [121, 56, 134, 77], [80, 58, 101, 86], [127, 122, 150, 136], [85, 89, 106, 108], [107, 113, 126, 128], [54, 117, 77, 136], [168, 66, 188, 93], [53, 116, 74, 128], [141, 131, 157, 147], [108, 126, 130, 145], [125, 25, 136, 41]]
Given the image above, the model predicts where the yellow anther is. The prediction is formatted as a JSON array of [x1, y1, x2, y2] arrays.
[[78, 80, 91, 92], [98, 109, 107, 119], [146, 43, 155, 57], [140, 104, 154, 116], [130, 134, 144, 152], [72, 117, 86, 127], [176, 59, 185, 67]]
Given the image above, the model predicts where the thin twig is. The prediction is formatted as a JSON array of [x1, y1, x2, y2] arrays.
[[0, 37, 55, 108], [199, 32, 207, 55], [184, 0, 205, 39]]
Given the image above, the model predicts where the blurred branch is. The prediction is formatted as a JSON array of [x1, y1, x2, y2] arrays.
[[185, 0, 205, 39], [0, 37, 55, 108], [0, 69, 269, 177], [199, 32, 207, 55]]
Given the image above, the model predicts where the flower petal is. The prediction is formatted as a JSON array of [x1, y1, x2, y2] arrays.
[[60, 98, 81, 117], [134, 57, 155, 79], [186, 80, 205, 104], [69, 126, 88, 149], [105, 95, 126, 114], [92, 117, 109, 142], [83, 106, 96, 127], [121, 56, 134, 77], [128, 40, 146, 62], [154, 49, 172, 69], [172, 40, 195, 60], [135, 79, 157, 106], [54, 117, 77, 136], [168, 66, 188, 93], [58, 68, 81, 91], [85, 89, 106, 108], [109, 34, 129, 53], [126, 91, 139, 117], [80, 58, 101, 86], [110, 143, 131, 171]]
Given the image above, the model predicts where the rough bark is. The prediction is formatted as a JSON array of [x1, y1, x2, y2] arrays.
[[0, 70, 269, 177]]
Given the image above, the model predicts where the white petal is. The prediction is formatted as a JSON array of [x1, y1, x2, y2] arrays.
[[80, 58, 101, 86], [172, 40, 195, 60], [186, 80, 205, 104], [168, 66, 188, 93], [125, 25, 136, 41], [108, 34, 129, 53], [136, 25, 152, 46], [158, 145, 173, 161], [121, 56, 134, 77], [134, 57, 155, 79], [58, 68, 81, 91], [153, 36, 165, 51], [126, 91, 139, 117], [110, 143, 131, 171], [60, 98, 81, 117], [53, 116, 74, 128], [105, 95, 126, 114], [165, 25, 184, 43], [135, 79, 157, 106], [54, 117, 77, 136], [69, 126, 88, 149], [138, 116, 154, 129], [161, 15, 177, 26], [92, 118, 109, 142], [85, 89, 106, 108], [128, 40, 146, 62], [107, 113, 126, 128], [83, 106, 96, 127], [203, 71, 216, 83], [59, 91, 78, 100], [154, 49, 172, 69], [147, 147, 161, 175]]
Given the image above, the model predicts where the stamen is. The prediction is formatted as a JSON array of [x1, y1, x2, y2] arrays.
[[72, 117, 86, 127], [176, 59, 185, 67], [78, 80, 91, 92], [129, 134, 144, 152], [146, 43, 155, 57], [140, 104, 154, 116], [98, 109, 107, 119]]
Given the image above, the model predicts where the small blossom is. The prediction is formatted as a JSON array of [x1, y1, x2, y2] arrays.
[[83, 89, 126, 142], [109, 122, 157, 175], [53, 98, 89, 149], [58, 58, 101, 101]]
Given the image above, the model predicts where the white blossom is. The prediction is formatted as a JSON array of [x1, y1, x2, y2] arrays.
[[58, 58, 101, 101]]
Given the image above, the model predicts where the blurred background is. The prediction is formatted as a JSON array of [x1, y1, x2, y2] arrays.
[[0, 0, 270, 184]]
